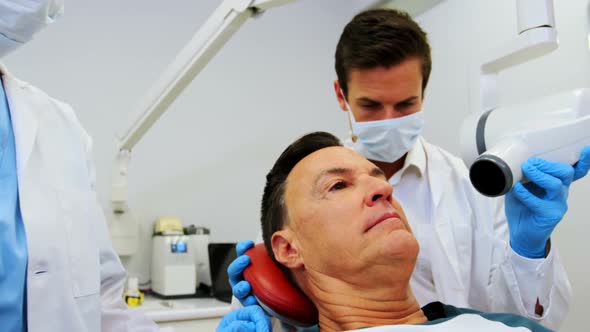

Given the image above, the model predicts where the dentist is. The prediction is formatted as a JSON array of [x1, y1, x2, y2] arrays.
[[0, 1, 160, 331]]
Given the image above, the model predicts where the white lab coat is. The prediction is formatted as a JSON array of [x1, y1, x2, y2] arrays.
[[408, 138, 570, 330], [1, 64, 160, 332]]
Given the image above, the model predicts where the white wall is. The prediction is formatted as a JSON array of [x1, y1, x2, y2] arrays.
[[3, 0, 369, 285], [4, 0, 588, 329], [417, 0, 590, 330]]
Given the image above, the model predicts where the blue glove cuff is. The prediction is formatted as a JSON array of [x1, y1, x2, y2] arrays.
[[510, 239, 548, 259]]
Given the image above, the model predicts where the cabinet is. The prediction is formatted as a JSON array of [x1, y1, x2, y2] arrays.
[[157, 317, 222, 331], [137, 295, 231, 331]]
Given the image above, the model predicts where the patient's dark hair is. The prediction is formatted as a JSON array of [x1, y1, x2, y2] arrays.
[[335, 8, 432, 97], [261, 132, 342, 266]]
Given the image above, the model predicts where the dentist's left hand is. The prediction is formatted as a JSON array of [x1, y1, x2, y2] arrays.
[[216, 306, 271, 332], [506, 146, 590, 258]]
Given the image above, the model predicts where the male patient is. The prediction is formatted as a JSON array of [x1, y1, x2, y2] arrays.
[[218, 131, 551, 332]]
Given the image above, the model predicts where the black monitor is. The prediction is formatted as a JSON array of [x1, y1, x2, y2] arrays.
[[208, 242, 237, 303]]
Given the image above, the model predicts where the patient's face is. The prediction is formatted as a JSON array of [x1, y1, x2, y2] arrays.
[[281, 146, 418, 280]]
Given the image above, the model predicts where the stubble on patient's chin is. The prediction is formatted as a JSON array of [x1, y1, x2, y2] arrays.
[[376, 228, 420, 266]]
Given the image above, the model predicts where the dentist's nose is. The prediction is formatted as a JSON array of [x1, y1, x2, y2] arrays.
[[365, 177, 393, 207]]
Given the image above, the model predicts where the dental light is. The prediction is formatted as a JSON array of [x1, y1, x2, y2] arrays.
[[460, 0, 590, 197]]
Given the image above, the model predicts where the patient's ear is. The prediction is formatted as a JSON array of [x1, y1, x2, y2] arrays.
[[271, 230, 303, 269]]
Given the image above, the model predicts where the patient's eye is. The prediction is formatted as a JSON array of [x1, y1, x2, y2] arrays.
[[329, 181, 348, 191]]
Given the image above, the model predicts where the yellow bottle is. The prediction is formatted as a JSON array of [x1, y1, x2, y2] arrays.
[[123, 277, 144, 307]]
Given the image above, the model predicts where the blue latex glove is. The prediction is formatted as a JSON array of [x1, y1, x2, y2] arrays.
[[506, 147, 590, 258], [228, 240, 258, 307], [506, 156, 581, 258], [573, 146, 590, 181], [216, 306, 271, 332]]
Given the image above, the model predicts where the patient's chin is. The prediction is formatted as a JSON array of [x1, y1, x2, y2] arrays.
[[379, 230, 419, 261]]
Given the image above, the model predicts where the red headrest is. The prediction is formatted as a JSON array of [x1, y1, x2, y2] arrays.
[[244, 243, 318, 327]]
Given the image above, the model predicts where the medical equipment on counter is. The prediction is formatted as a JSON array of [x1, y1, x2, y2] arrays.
[[460, 0, 588, 196], [109, 0, 297, 256], [151, 217, 197, 297], [243, 243, 318, 327], [154, 217, 185, 234], [462, 89, 590, 197], [185, 225, 212, 287]]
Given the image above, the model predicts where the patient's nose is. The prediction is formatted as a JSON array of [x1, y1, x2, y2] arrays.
[[365, 178, 393, 206]]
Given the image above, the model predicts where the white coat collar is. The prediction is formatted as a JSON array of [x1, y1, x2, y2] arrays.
[[389, 137, 427, 185], [0, 63, 39, 176]]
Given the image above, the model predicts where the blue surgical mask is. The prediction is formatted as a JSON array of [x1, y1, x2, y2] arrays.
[[344, 100, 424, 163]]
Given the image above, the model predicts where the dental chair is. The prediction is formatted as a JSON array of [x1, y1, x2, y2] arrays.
[[243, 243, 318, 328]]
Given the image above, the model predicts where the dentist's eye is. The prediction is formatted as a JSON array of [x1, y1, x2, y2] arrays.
[[330, 181, 348, 191], [397, 102, 414, 109], [361, 103, 381, 111]]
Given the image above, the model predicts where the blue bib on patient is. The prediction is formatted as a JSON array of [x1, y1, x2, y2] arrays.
[[0, 78, 28, 332]]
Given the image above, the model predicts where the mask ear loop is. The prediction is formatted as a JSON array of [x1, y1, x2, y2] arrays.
[[341, 90, 358, 143], [346, 109, 358, 143]]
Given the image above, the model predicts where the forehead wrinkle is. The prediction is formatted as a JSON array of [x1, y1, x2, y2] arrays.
[[349, 60, 423, 99], [288, 146, 370, 193]]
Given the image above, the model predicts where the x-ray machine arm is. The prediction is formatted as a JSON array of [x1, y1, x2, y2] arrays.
[[109, 0, 296, 255], [479, 0, 557, 111]]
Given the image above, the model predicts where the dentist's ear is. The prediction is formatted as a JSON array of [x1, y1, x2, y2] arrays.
[[271, 230, 303, 269], [334, 80, 348, 112], [335, 81, 358, 143]]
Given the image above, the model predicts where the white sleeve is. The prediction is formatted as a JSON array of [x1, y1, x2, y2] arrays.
[[491, 197, 572, 330]]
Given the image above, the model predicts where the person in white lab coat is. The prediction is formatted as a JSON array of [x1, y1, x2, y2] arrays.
[[0, 1, 160, 331], [225, 8, 590, 331]]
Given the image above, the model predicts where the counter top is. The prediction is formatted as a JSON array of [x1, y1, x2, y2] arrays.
[[134, 294, 232, 323]]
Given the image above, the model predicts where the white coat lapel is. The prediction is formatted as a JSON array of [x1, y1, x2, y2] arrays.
[[0, 65, 39, 178]]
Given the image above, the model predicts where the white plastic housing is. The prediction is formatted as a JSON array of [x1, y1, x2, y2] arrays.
[[461, 88, 590, 196], [516, 0, 555, 33]]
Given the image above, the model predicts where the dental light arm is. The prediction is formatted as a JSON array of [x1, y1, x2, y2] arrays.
[[110, 0, 296, 255], [460, 0, 590, 197]]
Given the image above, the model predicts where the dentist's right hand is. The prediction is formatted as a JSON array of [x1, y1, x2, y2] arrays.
[[216, 306, 271, 332], [228, 240, 258, 306]]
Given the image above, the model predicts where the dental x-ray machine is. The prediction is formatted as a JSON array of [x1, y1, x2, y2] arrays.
[[461, 0, 590, 197], [108, 0, 296, 255]]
